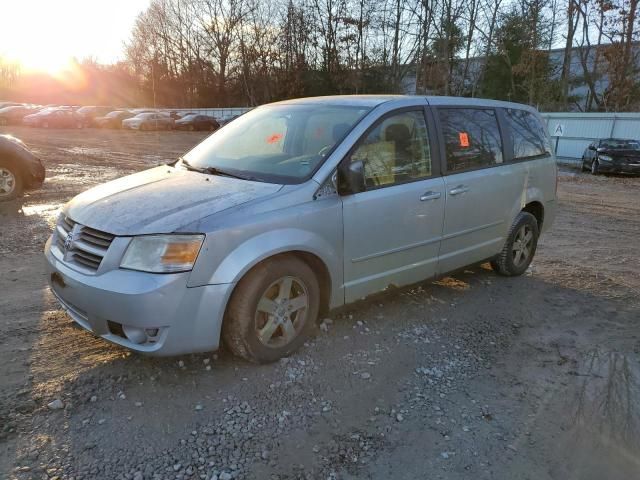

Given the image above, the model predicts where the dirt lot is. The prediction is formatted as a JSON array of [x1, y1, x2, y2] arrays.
[[1, 125, 639, 480]]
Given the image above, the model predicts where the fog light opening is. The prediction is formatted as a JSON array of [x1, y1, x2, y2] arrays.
[[122, 325, 147, 344], [108, 322, 163, 345], [145, 328, 159, 337]]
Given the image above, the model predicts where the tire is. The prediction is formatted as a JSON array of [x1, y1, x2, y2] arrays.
[[591, 159, 599, 175], [0, 160, 23, 201], [223, 255, 320, 363], [491, 211, 539, 277], [581, 157, 588, 172]]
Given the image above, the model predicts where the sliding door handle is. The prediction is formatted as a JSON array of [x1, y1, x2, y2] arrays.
[[420, 191, 442, 201], [449, 185, 469, 196]]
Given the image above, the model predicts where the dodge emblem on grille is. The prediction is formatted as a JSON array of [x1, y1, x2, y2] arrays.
[[64, 232, 74, 252]]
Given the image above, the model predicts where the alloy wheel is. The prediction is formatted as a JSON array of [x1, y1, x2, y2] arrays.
[[512, 225, 533, 267], [0, 167, 16, 197], [254, 276, 309, 348]]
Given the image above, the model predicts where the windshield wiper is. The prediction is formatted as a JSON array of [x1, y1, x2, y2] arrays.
[[201, 166, 253, 180], [181, 158, 254, 181]]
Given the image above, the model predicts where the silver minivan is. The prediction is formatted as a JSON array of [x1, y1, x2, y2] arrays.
[[45, 96, 557, 363]]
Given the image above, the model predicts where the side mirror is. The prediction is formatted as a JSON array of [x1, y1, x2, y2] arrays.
[[588, 145, 596, 151], [337, 160, 366, 195]]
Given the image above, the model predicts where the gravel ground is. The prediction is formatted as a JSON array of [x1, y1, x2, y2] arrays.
[[1, 126, 639, 480]]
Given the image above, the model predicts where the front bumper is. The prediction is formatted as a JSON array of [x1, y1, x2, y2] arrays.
[[598, 161, 640, 174], [25, 159, 45, 189], [45, 237, 235, 356]]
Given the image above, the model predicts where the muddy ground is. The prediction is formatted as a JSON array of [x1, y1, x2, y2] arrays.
[[1, 126, 639, 480]]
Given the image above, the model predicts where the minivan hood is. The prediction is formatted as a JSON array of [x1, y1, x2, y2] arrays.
[[65, 165, 283, 235]]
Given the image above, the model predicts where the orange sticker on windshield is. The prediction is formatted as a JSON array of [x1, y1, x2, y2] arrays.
[[266, 133, 283, 144], [459, 132, 469, 147]]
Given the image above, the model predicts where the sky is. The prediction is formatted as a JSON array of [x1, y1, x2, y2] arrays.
[[0, 0, 150, 73]]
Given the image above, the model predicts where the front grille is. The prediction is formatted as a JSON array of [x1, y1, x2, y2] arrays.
[[55, 215, 115, 272]]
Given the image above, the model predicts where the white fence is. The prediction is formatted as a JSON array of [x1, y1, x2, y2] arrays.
[[540, 112, 640, 161]]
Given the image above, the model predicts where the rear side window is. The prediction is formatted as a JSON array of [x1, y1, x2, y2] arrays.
[[438, 108, 503, 172], [505, 109, 550, 159]]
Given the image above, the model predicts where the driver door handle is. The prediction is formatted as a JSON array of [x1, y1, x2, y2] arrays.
[[420, 191, 442, 201], [449, 185, 470, 196]]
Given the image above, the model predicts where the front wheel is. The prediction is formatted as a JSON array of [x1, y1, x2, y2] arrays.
[[223, 255, 320, 363], [491, 212, 539, 277], [591, 159, 599, 175]]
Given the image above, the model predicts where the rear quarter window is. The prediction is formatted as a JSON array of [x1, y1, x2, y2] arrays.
[[505, 109, 551, 159], [438, 108, 503, 172]]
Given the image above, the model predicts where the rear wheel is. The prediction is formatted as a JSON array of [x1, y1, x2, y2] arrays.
[[223, 255, 320, 363], [491, 212, 539, 277], [581, 157, 588, 172], [0, 161, 23, 201]]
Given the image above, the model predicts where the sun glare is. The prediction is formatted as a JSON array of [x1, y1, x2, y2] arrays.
[[15, 49, 73, 76], [0, 1, 149, 76]]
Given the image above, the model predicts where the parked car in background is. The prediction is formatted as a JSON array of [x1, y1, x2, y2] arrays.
[[122, 112, 174, 131], [218, 114, 241, 126], [0, 101, 22, 110], [76, 106, 116, 127], [95, 110, 135, 129], [175, 114, 220, 131], [0, 134, 45, 201], [23, 108, 84, 128], [163, 111, 183, 120], [582, 138, 640, 175], [0, 105, 41, 125], [45, 95, 557, 362]]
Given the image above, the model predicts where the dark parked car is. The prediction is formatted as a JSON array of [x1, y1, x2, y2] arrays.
[[175, 114, 220, 131], [218, 114, 241, 126], [76, 106, 116, 126], [582, 138, 640, 175], [95, 110, 135, 129], [0, 106, 41, 125], [23, 109, 84, 129], [0, 135, 45, 201]]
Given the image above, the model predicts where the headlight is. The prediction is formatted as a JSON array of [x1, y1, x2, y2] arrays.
[[598, 155, 613, 162], [120, 234, 204, 273]]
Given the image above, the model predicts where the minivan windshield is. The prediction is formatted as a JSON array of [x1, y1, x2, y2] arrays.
[[182, 104, 370, 183]]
